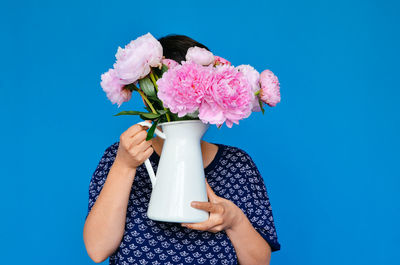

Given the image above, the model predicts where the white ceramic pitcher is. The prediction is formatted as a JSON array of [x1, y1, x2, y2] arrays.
[[137, 119, 210, 223]]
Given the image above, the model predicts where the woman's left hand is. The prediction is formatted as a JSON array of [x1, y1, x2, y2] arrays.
[[181, 178, 244, 233]]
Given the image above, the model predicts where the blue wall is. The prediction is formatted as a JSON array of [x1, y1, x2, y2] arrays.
[[1, 0, 399, 264]]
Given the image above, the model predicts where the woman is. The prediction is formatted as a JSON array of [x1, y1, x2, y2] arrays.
[[83, 34, 281, 265]]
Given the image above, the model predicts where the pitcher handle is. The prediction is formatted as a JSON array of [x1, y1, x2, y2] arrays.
[[137, 121, 166, 189]]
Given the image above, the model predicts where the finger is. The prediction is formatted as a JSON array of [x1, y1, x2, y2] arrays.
[[128, 120, 153, 138], [131, 126, 148, 139], [128, 131, 151, 150], [209, 224, 225, 233], [142, 145, 154, 159], [128, 130, 148, 146], [182, 220, 213, 231], [190, 201, 219, 213], [124, 124, 146, 139], [136, 137, 153, 151]]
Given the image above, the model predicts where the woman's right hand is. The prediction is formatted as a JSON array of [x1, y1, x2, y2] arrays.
[[115, 121, 154, 170]]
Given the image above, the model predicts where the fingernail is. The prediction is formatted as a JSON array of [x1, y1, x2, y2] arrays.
[[191, 202, 197, 207]]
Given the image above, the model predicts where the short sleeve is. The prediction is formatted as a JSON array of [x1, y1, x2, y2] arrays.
[[238, 150, 281, 252], [85, 142, 118, 221]]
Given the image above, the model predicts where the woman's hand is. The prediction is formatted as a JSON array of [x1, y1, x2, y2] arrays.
[[115, 120, 154, 170], [181, 179, 244, 233]]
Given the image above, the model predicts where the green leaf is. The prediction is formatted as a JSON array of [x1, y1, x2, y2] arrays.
[[125, 83, 139, 92], [143, 92, 164, 110], [146, 94, 157, 100], [114, 110, 145, 116], [139, 77, 156, 97], [157, 109, 168, 115], [141, 113, 161, 119], [143, 105, 152, 113], [258, 98, 265, 114], [114, 111, 160, 118], [161, 64, 169, 74], [146, 118, 160, 141]]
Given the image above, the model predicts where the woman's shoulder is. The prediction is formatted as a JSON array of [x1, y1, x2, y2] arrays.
[[212, 142, 258, 169], [98, 141, 119, 162], [104, 141, 119, 154], [216, 142, 254, 160]]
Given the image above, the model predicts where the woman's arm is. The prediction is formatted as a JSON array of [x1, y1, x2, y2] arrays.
[[83, 160, 136, 263], [182, 180, 272, 265], [83, 124, 154, 263], [187, 200, 271, 264], [225, 210, 271, 265]]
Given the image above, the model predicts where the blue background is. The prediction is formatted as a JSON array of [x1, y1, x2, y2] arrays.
[[1, 0, 399, 264]]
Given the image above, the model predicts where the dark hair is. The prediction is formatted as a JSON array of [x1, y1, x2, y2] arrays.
[[158, 34, 211, 64]]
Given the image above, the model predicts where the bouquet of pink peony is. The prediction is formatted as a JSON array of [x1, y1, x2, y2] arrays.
[[100, 32, 281, 139]]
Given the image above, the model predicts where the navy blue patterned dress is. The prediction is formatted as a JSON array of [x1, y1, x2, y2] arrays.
[[86, 141, 280, 265]]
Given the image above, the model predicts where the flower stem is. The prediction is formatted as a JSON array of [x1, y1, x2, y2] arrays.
[[149, 70, 158, 92], [137, 89, 157, 114], [150, 69, 171, 122], [165, 111, 171, 122], [255, 90, 260, 96]]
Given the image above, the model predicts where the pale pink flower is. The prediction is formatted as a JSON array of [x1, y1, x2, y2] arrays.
[[214, 55, 231, 66], [162, 58, 179, 70], [185, 46, 215, 66], [259, 69, 280, 107], [113, 32, 163, 84], [236, 64, 261, 112], [101, 68, 132, 107], [199, 64, 253, 128], [156, 61, 214, 117]]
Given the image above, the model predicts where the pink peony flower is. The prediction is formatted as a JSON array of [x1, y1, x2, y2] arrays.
[[101, 68, 132, 107], [259, 69, 280, 107], [214, 55, 231, 66], [162, 58, 179, 70], [236, 64, 261, 112], [113, 32, 163, 85], [185, 46, 215, 66], [199, 64, 253, 128], [156, 61, 214, 117]]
